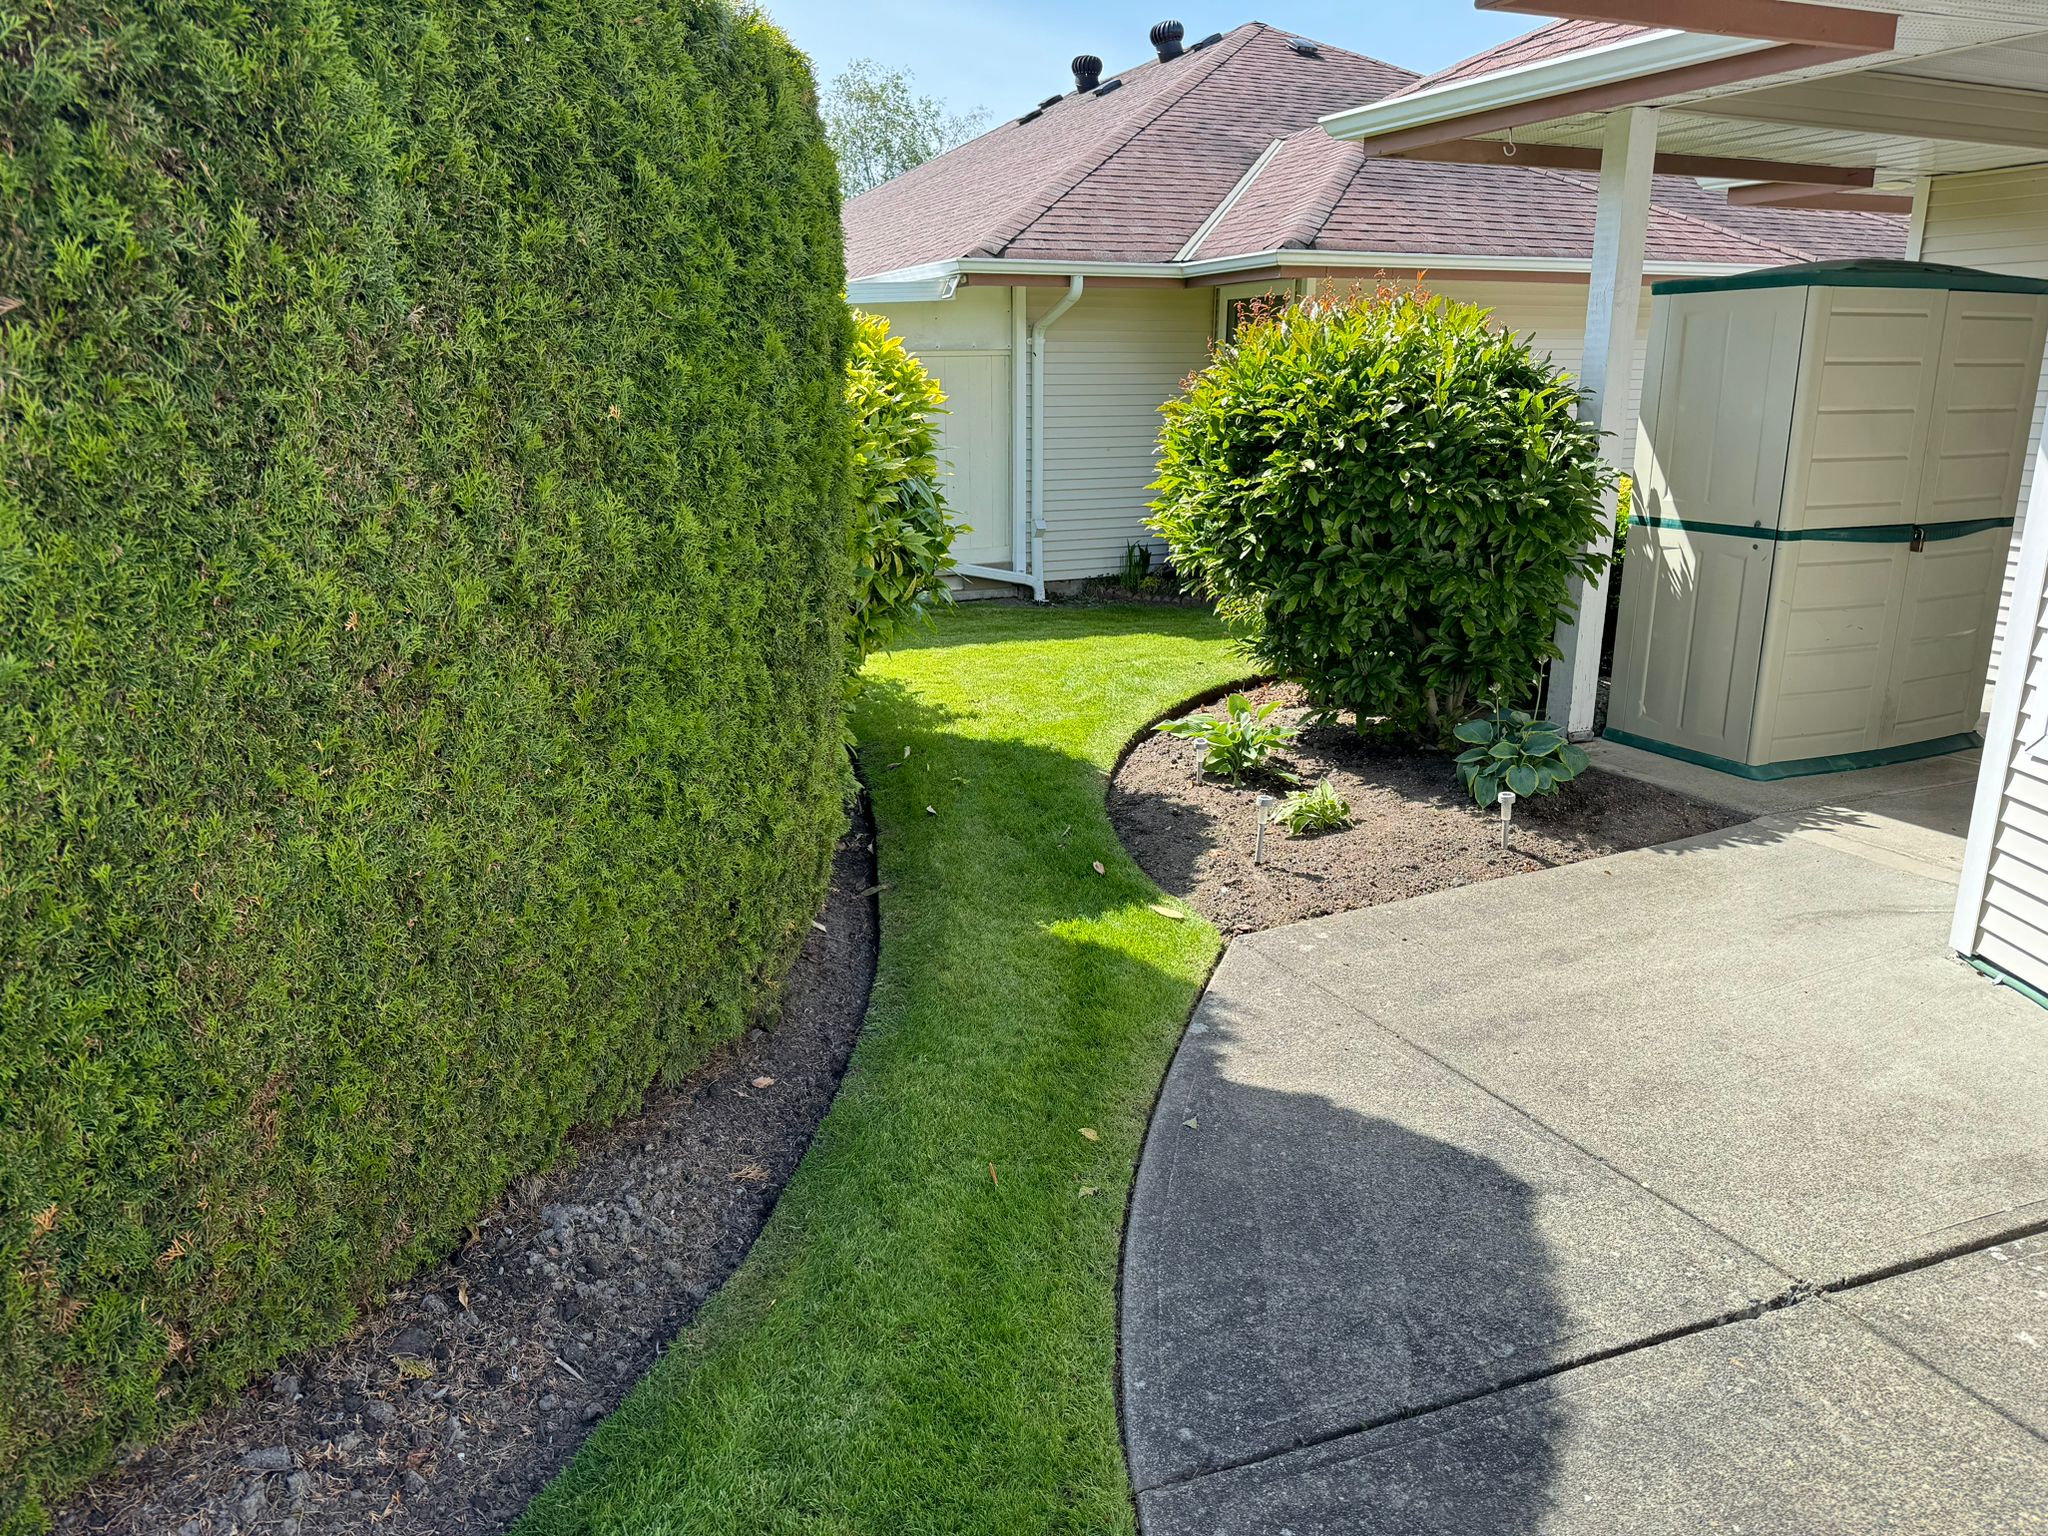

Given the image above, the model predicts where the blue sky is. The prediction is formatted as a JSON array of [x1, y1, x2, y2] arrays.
[[760, 3, 1533, 121]]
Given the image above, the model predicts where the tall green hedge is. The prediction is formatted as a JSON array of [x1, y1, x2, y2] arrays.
[[0, 0, 850, 1523]]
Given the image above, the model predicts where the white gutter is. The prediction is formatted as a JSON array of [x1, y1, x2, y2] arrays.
[[845, 272, 963, 305], [1175, 139, 1285, 262], [853, 251, 1764, 289], [1029, 276, 1085, 599], [1317, 27, 1774, 143]]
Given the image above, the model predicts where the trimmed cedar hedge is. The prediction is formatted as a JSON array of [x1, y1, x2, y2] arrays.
[[0, 0, 850, 1522]]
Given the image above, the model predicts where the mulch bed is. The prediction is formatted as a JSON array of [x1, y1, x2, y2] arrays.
[[1110, 683, 1745, 935], [54, 808, 880, 1536]]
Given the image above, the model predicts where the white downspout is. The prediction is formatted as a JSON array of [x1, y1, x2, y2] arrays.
[[1010, 286, 1030, 594], [1030, 275, 1085, 601]]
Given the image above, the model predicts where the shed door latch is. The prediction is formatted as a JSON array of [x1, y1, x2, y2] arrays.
[[1909, 525, 1927, 553]]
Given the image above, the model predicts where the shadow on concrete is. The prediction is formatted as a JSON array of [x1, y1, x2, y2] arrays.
[[1121, 997, 1567, 1529]]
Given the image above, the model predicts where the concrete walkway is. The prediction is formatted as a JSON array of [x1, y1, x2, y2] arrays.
[[1121, 751, 2048, 1533]]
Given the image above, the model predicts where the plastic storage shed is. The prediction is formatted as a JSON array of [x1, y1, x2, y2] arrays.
[[1606, 259, 2048, 779]]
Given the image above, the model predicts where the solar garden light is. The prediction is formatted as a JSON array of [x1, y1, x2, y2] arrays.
[[1254, 793, 1277, 865], [1497, 788, 1518, 851]]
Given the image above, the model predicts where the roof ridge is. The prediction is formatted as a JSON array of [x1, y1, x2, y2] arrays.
[[1280, 135, 1369, 252], [1516, 160, 1813, 265], [976, 22, 1270, 259]]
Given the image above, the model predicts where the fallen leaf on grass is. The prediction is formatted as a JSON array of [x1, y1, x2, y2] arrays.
[[1148, 903, 1185, 920], [751, 1076, 776, 1089], [1078, 1186, 1100, 1198], [1078, 1127, 1099, 1142], [926, 805, 937, 817], [1091, 861, 1106, 875], [903, 746, 912, 759], [988, 1163, 999, 1186]]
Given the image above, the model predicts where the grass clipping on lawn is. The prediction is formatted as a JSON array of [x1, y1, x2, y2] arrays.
[[515, 606, 1250, 1534]]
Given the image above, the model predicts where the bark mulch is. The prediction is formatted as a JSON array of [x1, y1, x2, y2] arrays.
[[54, 808, 880, 1536], [1111, 683, 1745, 936]]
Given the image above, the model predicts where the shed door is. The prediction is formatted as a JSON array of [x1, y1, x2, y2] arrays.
[[920, 350, 1012, 569]]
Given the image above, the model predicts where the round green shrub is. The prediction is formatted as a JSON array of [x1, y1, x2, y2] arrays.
[[0, 0, 848, 1521], [1151, 287, 1615, 741], [846, 310, 962, 669]]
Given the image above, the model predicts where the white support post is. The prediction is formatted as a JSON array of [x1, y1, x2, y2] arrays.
[[1905, 176, 1932, 260], [1551, 105, 1659, 739]]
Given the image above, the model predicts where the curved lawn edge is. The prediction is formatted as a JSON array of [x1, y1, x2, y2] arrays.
[[513, 605, 1250, 1535]]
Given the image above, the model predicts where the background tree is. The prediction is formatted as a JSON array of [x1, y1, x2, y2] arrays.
[[823, 58, 988, 197]]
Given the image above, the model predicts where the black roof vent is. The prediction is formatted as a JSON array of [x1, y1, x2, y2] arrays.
[[1072, 54, 1102, 91], [1288, 37, 1320, 57], [1094, 77, 1124, 96], [1038, 93, 1063, 109], [1191, 31, 1224, 50], [1151, 20, 1185, 61], [1018, 109, 1043, 124]]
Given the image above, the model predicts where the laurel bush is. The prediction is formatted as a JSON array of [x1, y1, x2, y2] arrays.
[[1151, 288, 1614, 741]]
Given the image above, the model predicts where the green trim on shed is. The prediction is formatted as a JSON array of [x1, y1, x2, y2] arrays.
[[1602, 727, 1983, 781], [1633, 513, 2014, 544], [1653, 259, 2048, 299]]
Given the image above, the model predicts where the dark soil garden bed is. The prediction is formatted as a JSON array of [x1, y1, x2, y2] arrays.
[[1111, 682, 1745, 935], [54, 811, 880, 1536]]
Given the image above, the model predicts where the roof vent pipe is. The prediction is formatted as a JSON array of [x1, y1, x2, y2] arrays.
[[1071, 54, 1102, 92], [1150, 20, 1185, 61]]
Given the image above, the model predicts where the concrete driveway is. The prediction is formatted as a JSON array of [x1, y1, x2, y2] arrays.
[[1121, 746, 2048, 1533]]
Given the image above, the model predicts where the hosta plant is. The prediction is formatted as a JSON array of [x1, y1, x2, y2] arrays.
[[1272, 779, 1353, 836], [1156, 693, 1299, 784], [1453, 710, 1590, 808]]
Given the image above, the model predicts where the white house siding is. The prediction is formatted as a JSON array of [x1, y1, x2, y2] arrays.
[[1035, 285, 1217, 583], [872, 274, 1651, 586], [1917, 165, 2048, 685], [1931, 165, 2048, 986], [868, 286, 1017, 572]]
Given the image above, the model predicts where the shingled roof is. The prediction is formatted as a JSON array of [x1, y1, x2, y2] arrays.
[[844, 24, 1415, 277], [843, 20, 1904, 282], [1188, 126, 1905, 265]]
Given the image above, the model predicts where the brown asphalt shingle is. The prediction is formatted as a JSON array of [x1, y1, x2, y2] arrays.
[[844, 20, 1904, 281]]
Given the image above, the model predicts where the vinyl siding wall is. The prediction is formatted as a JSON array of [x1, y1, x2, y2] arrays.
[[1035, 286, 1216, 583], [875, 275, 1654, 585]]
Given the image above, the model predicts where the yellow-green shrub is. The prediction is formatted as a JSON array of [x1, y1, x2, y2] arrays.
[[0, 0, 849, 1522], [846, 311, 962, 667]]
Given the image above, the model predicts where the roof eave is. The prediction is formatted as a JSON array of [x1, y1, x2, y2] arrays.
[[846, 251, 1768, 302], [1319, 27, 1771, 142]]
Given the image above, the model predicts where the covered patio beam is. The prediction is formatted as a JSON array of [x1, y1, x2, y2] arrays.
[[1385, 138, 1876, 187], [1725, 182, 1913, 212], [1338, 43, 1884, 159], [1474, 0, 1897, 53], [1552, 106, 1658, 740]]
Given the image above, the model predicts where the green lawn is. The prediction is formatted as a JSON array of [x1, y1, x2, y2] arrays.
[[515, 604, 1248, 1534]]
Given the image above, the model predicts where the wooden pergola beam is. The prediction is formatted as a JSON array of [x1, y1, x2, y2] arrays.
[[1475, 0, 1898, 53], [1725, 185, 1914, 213], [1388, 138, 1878, 189]]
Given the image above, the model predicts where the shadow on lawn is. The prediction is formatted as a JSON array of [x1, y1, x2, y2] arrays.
[[1122, 988, 1568, 1532]]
